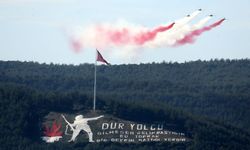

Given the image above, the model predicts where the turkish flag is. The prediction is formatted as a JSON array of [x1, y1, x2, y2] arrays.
[[96, 50, 110, 65]]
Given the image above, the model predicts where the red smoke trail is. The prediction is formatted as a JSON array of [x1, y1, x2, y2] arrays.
[[103, 22, 175, 46], [107, 28, 131, 45], [70, 22, 175, 52], [134, 22, 175, 45], [71, 38, 82, 52], [176, 18, 225, 45]]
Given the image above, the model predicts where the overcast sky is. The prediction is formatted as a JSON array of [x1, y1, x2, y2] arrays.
[[1, 0, 250, 65]]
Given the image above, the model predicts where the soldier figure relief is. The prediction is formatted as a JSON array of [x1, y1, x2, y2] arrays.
[[61, 114, 104, 142]]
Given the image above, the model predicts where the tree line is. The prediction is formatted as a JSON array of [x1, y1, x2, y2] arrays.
[[1, 59, 250, 149]]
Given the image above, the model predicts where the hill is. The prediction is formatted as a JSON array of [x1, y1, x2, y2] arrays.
[[1, 84, 250, 150], [0, 59, 250, 131], [0, 59, 250, 149]]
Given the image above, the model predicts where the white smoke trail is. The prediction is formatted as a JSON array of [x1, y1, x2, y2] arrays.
[[108, 10, 206, 58], [69, 10, 204, 51], [67, 10, 224, 61], [145, 10, 210, 48]]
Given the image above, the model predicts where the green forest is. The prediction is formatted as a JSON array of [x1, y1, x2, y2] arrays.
[[1, 59, 250, 149]]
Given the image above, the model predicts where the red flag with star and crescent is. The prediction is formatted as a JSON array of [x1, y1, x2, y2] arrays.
[[96, 50, 110, 65]]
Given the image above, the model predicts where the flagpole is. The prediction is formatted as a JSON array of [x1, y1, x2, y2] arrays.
[[93, 50, 97, 111]]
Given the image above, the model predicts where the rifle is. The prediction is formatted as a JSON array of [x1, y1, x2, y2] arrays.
[[61, 114, 75, 135]]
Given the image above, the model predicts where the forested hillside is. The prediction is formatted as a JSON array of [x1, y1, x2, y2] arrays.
[[1, 59, 250, 131], [0, 59, 250, 149], [1, 83, 250, 150]]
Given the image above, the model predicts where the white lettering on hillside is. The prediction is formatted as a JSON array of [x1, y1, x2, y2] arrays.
[[96, 122, 187, 143]]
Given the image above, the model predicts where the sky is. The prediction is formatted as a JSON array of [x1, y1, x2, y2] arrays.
[[0, 0, 250, 65]]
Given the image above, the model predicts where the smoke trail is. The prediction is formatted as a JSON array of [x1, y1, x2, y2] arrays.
[[102, 23, 175, 46], [134, 22, 175, 45], [145, 13, 209, 48], [173, 10, 202, 29], [95, 23, 175, 48], [176, 18, 225, 45], [70, 38, 82, 53], [74, 21, 175, 50], [69, 10, 202, 51], [168, 15, 213, 46], [67, 10, 225, 61], [192, 16, 213, 29]]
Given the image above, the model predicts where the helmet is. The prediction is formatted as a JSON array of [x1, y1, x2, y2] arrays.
[[75, 115, 83, 120]]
